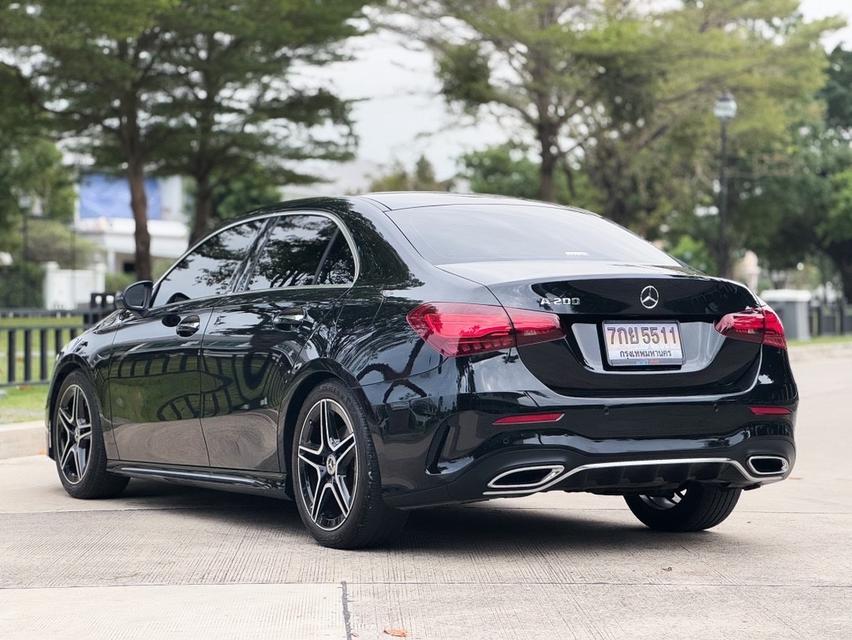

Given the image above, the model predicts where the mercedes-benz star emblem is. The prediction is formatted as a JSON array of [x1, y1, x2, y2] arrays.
[[640, 285, 660, 309]]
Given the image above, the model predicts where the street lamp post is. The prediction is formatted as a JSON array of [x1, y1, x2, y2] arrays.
[[713, 91, 737, 279]]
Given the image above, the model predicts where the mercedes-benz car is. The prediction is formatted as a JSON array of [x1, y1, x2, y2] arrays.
[[46, 193, 797, 548]]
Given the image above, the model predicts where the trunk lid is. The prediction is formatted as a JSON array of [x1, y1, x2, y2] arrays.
[[439, 260, 762, 397]]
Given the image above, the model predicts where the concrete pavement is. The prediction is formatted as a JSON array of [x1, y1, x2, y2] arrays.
[[1, 351, 850, 639]]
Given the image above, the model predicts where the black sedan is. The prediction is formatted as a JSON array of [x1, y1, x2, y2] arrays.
[[46, 193, 797, 548]]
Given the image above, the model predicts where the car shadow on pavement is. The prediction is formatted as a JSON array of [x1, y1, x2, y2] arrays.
[[118, 480, 737, 553]]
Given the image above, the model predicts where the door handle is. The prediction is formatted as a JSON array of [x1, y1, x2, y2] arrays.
[[272, 307, 306, 328], [176, 315, 201, 337]]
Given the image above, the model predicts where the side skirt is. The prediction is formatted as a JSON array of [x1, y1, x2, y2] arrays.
[[106, 460, 290, 499]]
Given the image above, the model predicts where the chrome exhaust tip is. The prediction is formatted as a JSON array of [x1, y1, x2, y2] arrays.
[[486, 464, 565, 492], [747, 455, 789, 476]]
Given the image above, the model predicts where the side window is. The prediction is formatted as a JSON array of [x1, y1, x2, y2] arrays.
[[153, 220, 263, 306], [316, 231, 356, 285], [246, 214, 351, 290]]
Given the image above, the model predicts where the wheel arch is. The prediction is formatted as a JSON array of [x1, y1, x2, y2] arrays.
[[278, 360, 374, 494], [45, 356, 93, 460]]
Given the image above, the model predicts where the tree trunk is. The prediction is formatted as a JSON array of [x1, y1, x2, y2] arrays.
[[538, 136, 557, 202], [828, 242, 852, 302], [190, 175, 214, 246], [127, 159, 152, 281]]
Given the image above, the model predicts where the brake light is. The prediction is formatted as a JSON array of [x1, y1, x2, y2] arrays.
[[714, 306, 787, 350], [406, 302, 565, 357]]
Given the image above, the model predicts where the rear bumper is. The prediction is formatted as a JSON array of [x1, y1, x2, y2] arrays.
[[382, 427, 794, 508], [361, 343, 797, 509]]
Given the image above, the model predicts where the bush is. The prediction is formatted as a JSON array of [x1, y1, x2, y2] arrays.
[[0, 264, 44, 308]]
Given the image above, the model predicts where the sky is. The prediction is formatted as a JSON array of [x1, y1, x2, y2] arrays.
[[311, 0, 852, 183]]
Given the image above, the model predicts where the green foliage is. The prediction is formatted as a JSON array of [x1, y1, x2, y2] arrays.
[[459, 144, 602, 210], [822, 46, 852, 131], [437, 43, 494, 113], [668, 234, 715, 275], [394, 0, 844, 276], [147, 0, 370, 241], [828, 169, 852, 238], [370, 156, 451, 192], [105, 271, 138, 295], [0, 264, 44, 308], [211, 174, 284, 223], [2, 0, 372, 265]]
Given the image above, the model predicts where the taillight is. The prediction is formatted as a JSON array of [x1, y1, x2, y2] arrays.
[[406, 302, 565, 357], [714, 306, 787, 349]]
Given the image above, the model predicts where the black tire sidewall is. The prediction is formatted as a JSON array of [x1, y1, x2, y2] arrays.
[[625, 483, 741, 532]]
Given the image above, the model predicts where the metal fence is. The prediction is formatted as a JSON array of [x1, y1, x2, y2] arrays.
[[1, 325, 83, 387], [1, 293, 114, 387], [809, 302, 849, 337]]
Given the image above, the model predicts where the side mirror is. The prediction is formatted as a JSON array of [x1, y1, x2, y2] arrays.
[[116, 280, 153, 315]]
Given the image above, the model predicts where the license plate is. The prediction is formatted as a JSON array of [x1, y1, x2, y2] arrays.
[[603, 321, 683, 367]]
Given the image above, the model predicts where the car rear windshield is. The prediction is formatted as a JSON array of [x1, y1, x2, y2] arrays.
[[387, 204, 679, 266]]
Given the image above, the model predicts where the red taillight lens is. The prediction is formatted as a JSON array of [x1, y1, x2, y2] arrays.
[[714, 306, 787, 350], [493, 412, 564, 425], [749, 406, 792, 416], [406, 302, 564, 357]]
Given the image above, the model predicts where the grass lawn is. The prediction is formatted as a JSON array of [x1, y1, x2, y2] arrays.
[[0, 315, 84, 384], [788, 334, 852, 347], [0, 385, 47, 424]]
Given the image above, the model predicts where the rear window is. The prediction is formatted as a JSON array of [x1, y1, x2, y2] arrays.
[[387, 205, 678, 266]]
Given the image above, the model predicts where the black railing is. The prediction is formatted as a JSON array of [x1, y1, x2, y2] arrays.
[[0, 293, 116, 387], [1, 324, 83, 387], [809, 302, 849, 337]]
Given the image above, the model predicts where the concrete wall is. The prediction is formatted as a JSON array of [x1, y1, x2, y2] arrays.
[[42, 261, 106, 310]]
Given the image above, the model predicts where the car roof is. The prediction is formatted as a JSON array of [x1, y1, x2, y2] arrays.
[[357, 191, 572, 212]]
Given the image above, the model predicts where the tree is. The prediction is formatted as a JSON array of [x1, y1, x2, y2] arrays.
[[369, 155, 451, 191], [1, 1, 180, 280], [190, 169, 283, 225], [734, 45, 852, 300], [391, 0, 841, 275], [459, 143, 600, 208], [150, 0, 369, 244]]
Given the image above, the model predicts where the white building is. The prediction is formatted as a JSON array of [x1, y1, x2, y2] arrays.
[[74, 174, 189, 275]]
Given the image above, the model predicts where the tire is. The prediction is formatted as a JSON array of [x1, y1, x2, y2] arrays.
[[624, 483, 741, 532], [52, 371, 129, 499], [291, 380, 408, 548]]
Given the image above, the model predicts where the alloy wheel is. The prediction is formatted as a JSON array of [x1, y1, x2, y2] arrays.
[[56, 384, 93, 485], [296, 398, 358, 531]]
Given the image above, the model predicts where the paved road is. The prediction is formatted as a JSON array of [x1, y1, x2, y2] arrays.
[[1, 350, 850, 639]]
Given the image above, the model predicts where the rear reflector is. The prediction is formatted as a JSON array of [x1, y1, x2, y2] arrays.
[[714, 306, 787, 349], [493, 412, 564, 425], [749, 406, 792, 416], [406, 302, 564, 357]]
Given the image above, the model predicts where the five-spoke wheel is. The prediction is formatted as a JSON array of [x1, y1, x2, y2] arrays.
[[56, 384, 93, 485], [53, 371, 129, 499], [291, 381, 408, 548], [296, 398, 359, 531]]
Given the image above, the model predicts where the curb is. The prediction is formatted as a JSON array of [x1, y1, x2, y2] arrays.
[[0, 422, 45, 460]]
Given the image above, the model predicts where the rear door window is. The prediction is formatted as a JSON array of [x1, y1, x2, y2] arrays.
[[245, 214, 354, 290], [387, 204, 679, 266]]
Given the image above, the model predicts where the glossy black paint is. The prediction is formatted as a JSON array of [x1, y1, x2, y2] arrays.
[[46, 193, 798, 508]]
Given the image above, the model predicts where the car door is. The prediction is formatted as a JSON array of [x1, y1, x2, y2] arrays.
[[199, 212, 358, 471], [108, 219, 265, 466]]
